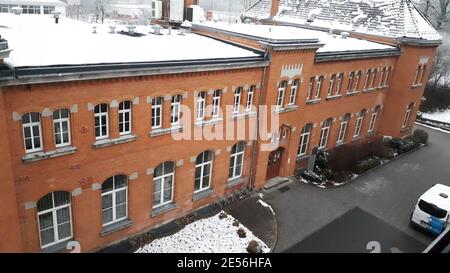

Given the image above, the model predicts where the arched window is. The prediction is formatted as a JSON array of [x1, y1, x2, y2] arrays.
[[354, 109, 367, 137], [22, 112, 43, 153], [337, 114, 351, 143], [368, 106, 381, 132], [194, 151, 213, 192], [101, 175, 128, 226], [119, 101, 132, 135], [229, 142, 245, 180], [402, 103, 414, 128], [37, 191, 72, 248], [53, 109, 71, 147], [298, 123, 312, 156], [319, 118, 332, 149], [153, 162, 175, 208], [94, 103, 109, 139]]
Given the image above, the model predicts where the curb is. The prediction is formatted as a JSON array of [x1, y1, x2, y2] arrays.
[[303, 143, 428, 189]]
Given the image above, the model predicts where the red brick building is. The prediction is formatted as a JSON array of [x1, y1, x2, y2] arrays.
[[0, 0, 442, 252]]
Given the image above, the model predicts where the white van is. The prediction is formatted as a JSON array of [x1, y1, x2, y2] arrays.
[[411, 184, 450, 235]]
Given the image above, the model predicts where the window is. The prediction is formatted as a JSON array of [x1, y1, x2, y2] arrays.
[[402, 103, 414, 128], [368, 106, 380, 132], [43, 6, 55, 14], [101, 175, 128, 226], [152, 97, 163, 129], [22, 112, 43, 153], [353, 71, 361, 92], [414, 65, 427, 86], [37, 191, 72, 249], [328, 74, 336, 96], [319, 118, 332, 149], [379, 68, 386, 88], [276, 81, 287, 108], [194, 151, 213, 192], [363, 70, 371, 91], [370, 69, 377, 88], [233, 87, 242, 114], [315, 76, 323, 98], [212, 90, 221, 118], [53, 109, 71, 147], [336, 73, 343, 95], [246, 85, 255, 111], [354, 109, 366, 137], [288, 80, 299, 105], [119, 101, 132, 135], [347, 72, 354, 93], [307, 77, 315, 100], [170, 95, 182, 126], [21, 5, 40, 14], [298, 123, 312, 156], [94, 104, 109, 140], [196, 92, 206, 121], [337, 114, 350, 143], [384, 67, 391, 87], [153, 162, 174, 208], [229, 142, 245, 179]]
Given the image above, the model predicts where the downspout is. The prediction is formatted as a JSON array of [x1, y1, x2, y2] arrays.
[[248, 46, 271, 190]]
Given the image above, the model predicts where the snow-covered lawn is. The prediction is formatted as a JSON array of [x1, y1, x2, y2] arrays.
[[422, 108, 450, 123], [136, 211, 270, 253]]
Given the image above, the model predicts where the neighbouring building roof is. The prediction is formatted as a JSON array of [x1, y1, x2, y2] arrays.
[[0, 0, 66, 6], [242, 0, 442, 42], [0, 13, 260, 68], [196, 22, 397, 53]]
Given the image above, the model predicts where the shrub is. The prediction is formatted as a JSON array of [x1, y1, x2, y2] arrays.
[[299, 170, 323, 183], [413, 129, 429, 144], [354, 156, 382, 174]]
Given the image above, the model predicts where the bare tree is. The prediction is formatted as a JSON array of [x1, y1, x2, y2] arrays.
[[414, 0, 450, 30]]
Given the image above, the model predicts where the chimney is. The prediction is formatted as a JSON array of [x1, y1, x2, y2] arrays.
[[270, 0, 280, 17]]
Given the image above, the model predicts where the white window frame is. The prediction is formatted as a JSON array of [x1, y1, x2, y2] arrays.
[[153, 162, 175, 208], [307, 77, 315, 100], [37, 192, 73, 249], [319, 119, 332, 149], [119, 101, 132, 136], [22, 112, 43, 153], [171, 95, 182, 126], [368, 107, 380, 132], [101, 176, 128, 227], [288, 80, 299, 105], [336, 73, 343, 95], [94, 104, 109, 140], [276, 81, 287, 108], [194, 152, 213, 193], [233, 88, 242, 114], [384, 67, 391, 87], [364, 70, 371, 90], [354, 111, 366, 137], [370, 69, 377, 88], [402, 104, 414, 128], [152, 97, 163, 129], [196, 92, 206, 121], [53, 109, 71, 148], [315, 76, 323, 98], [212, 90, 221, 118], [337, 115, 349, 143], [328, 74, 336, 96], [246, 85, 255, 111], [379, 68, 386, 88], [347, 72, 354, 93], [353, 71, 361, 92], [298, 124, 312, 156], [229, 142, 245, 180]]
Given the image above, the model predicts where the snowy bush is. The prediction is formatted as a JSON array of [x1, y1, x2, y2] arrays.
[[413, 129, 429, 144], [354, 156, 382, 174]]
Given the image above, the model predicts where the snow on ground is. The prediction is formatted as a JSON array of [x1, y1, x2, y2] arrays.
[[136, 211, 270, 253], [197, 22, 396, 53], [0, 14, 259, 67], [415, 122, 450, 134], [257, 199, 275, 215], [422, 108, 450, 123]]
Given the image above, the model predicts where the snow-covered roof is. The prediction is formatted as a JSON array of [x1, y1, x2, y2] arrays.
[[242, 0, 442, 42], [196, 22, 396, 53], [0, 0, 66, 6], [0, 13, 260, 67], [420, 184, 450, 211]]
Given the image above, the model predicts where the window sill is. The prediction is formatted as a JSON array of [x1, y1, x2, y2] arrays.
[[93, 134, 136, 148], [326, 94, 342, 101], [336, 141, 345, 147], [274, 105, 299, 114], [411, 84, 424, 89], [42, 239, 72, 253], [150, 126, 183, 137], [23, 146, 78, 164], [306, 98, 321, 105], [345, 91, 360, 97], [151, 202, 177, 218], [231, 111, 256, 120], [100, 218, 133, 236], [226, 177, 246, 189], [195, 118, 223, 127], [192, 188, 214, 202], [352, 136, 362, 143], [296, 154, 309, 162], [363, 88, 377, 94], [367, 130, 377, 137]]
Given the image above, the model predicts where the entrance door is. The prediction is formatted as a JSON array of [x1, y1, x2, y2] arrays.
[[266, 147, 283, 180]]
